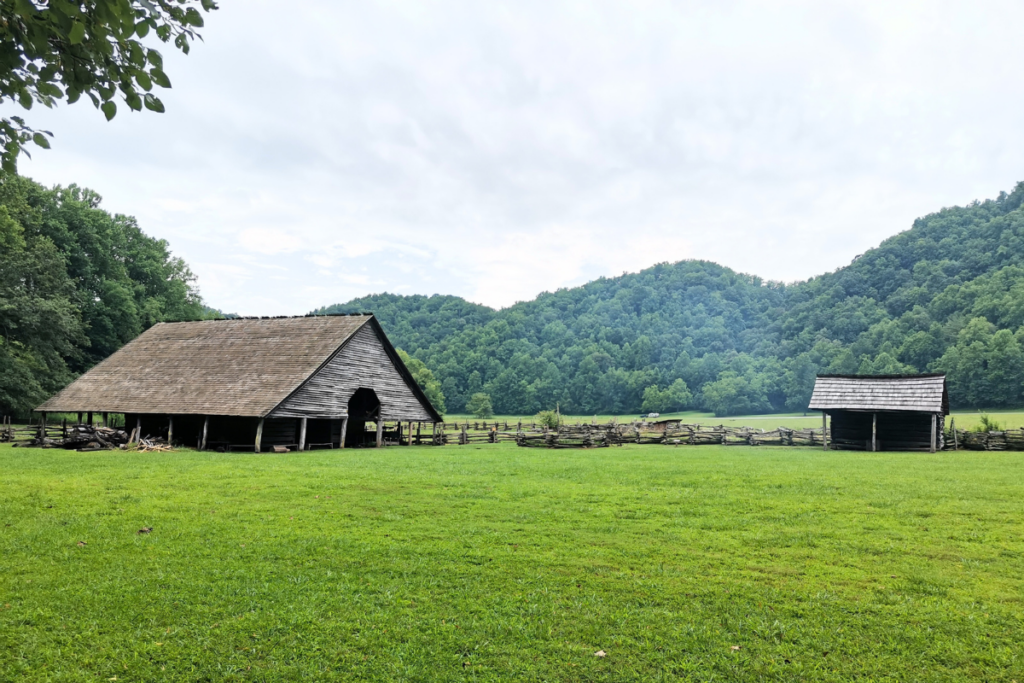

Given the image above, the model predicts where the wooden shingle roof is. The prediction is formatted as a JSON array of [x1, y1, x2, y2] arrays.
[[808, 374, 948, 414], [36, 315, 378, 417]]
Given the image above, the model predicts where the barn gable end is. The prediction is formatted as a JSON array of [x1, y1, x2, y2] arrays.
[[269, 320, 435, 421]]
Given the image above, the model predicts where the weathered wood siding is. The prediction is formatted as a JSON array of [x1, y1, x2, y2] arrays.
[[270, 323, 435, 421]]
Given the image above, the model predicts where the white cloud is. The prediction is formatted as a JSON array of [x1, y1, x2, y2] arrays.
[[15, 0, 1024, 314]]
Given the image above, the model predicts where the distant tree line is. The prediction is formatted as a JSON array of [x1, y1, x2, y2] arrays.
[[318, 182, 1024, 416], [0, 174, 207, 416]]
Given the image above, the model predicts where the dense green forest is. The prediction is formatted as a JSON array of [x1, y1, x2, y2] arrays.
[[6, 172, 1024, 419], [318, 182, 1024, 416], [0, 174, 207, 416]]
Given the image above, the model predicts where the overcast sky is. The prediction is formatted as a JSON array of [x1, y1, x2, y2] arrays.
[[16, 0, 1024, 314]]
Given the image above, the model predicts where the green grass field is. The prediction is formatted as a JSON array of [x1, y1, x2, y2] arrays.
[[1, 442, 1022, 681]]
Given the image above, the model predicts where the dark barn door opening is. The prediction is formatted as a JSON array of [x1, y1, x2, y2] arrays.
[[346, 388, 381, 448]]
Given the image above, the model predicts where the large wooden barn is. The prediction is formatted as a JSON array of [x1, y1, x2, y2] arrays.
[[808, 374, 948, 452], [35, 314, 442, 451]]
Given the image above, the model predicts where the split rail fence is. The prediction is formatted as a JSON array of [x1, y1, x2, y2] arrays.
[[5, 415, 1024, 451]]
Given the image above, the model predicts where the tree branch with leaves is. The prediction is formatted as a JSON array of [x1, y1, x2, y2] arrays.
[[0, 0, 218, 171]]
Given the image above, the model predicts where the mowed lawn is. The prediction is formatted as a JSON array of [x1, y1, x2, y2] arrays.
[[1, 444, 1022, 682]]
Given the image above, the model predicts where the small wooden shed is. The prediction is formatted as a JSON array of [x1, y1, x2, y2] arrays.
[[35, 314, 442, 451], [808, 374, 948, 452]]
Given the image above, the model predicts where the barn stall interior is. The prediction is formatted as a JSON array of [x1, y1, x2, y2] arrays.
[[808, 374, 948, 452], [33, 314, 442, 452]]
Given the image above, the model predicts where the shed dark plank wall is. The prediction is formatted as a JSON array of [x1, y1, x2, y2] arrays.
[[270, 323, 434, 422], [829, 411, 874, 450], [828, 411, 944, 451]]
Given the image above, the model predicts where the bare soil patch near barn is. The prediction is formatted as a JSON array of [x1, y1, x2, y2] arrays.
[[0, 443, 1021, 681]]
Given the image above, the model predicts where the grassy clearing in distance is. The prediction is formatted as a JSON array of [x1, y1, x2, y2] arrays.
[[1, 442, 1022, 681], [444, 410, 1024, 431]]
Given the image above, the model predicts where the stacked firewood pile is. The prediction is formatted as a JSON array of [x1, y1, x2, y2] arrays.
[[12, 424, 131, 451], [3, 420, 174, 452]]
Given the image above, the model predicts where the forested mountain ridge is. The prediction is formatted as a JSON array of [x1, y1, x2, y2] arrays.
[[320, 182, 1024, 415], [7, 173, 1022, 419]]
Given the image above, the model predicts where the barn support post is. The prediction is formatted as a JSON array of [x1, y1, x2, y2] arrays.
[[951, 417, 958, 450], [77, 412, 83, 426], [298, 417, 307, 451], [168, 416, 174, 445], [87, 412, 93, 426], [339, 417, 348, 449], [255, 418, 264, 453], [376, 420, 384, 448], [407, 421, 413, 446], [39, 412, 47, 440], [200, 416, 209, 451], [822, 412, 828, 451], [872, 413, 877, 452], [102, 412, 109, 428], [133, 417, 141, 444], [930, 413, 937, 453], [416, 422, 421, 445]]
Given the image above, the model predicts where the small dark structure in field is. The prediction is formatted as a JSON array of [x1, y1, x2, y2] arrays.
[[645, 419, 683, 433], [35, 315, 441, 451], [808, 374, 948, 452]]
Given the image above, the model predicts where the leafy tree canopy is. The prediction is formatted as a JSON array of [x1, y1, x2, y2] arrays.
[[465, 392, 493, 419], [0, 0, 218, 170], [397, 348, 446, 415], [0, 172, 207, 415]]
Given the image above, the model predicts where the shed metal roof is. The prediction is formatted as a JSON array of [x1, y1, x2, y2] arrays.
[[34, 315, 440, 420], [808, 374, 948, 414]]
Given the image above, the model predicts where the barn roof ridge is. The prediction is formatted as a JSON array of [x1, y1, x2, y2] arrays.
[[815, 373, 946, 380], [161, 312, 376, 323]]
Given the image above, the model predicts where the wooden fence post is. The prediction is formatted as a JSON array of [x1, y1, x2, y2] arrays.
[[930, 413, 937, 453]]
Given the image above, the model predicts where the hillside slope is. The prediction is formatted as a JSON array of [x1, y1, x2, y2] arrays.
[[318, 182, 1024, 415]]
